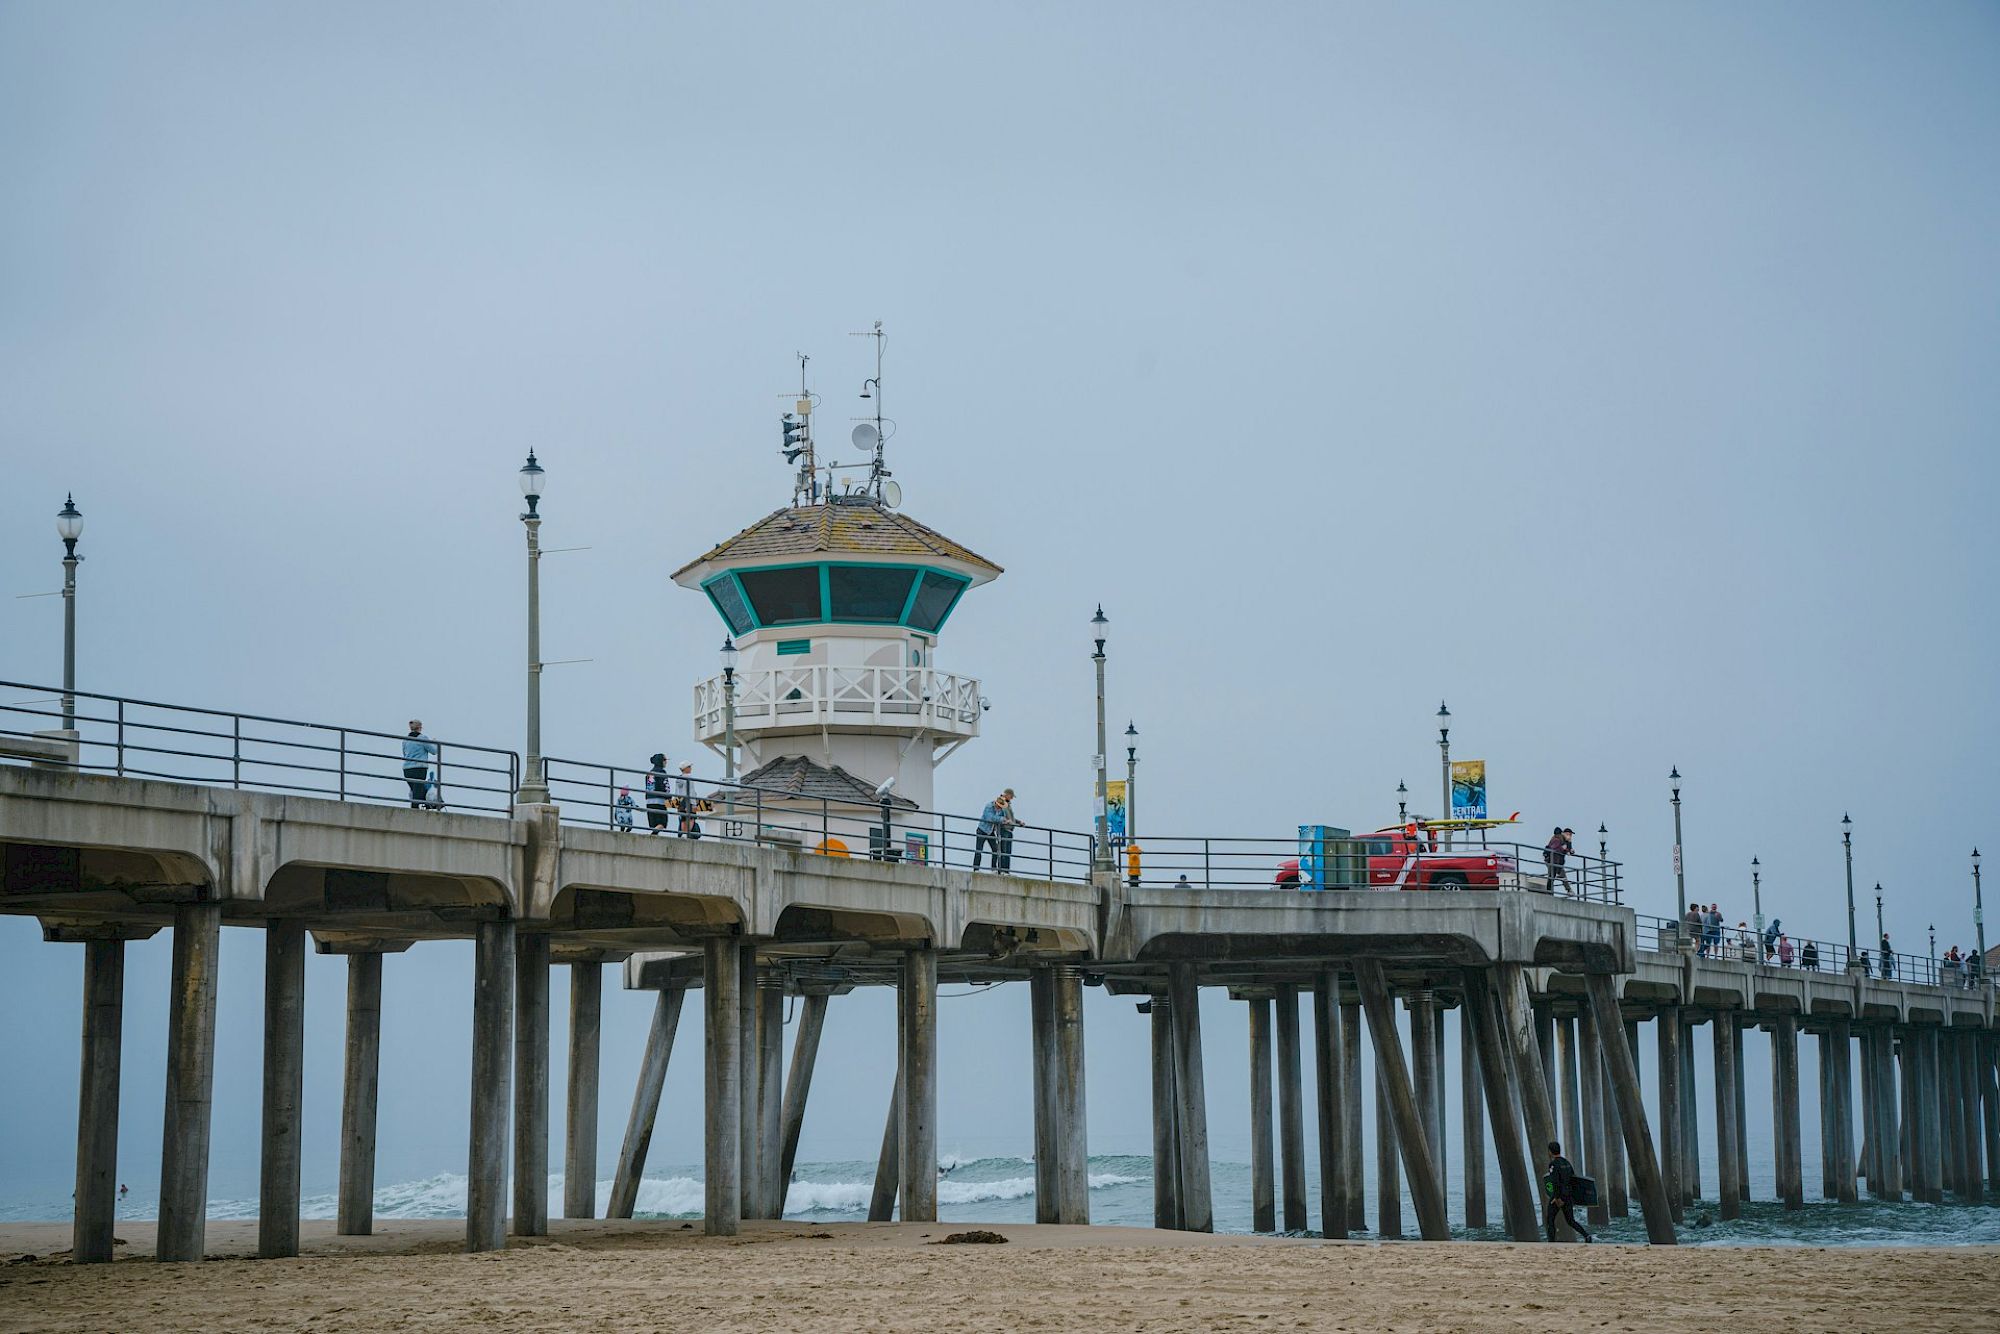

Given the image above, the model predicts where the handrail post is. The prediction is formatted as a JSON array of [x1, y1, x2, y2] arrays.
[[115, 699, 125, 777], [338, 729, 348, 800], [1204, 839, 1212, 888], [232, 714, 242, 788]]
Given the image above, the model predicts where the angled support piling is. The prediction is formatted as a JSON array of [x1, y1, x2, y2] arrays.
[[776, 992, 829, 1216], [609, 983, 685, 1218], [1461, 968, 1539, 1241], [1584, 973, 1675, 1244], [1353, 960, 1449, 1241]]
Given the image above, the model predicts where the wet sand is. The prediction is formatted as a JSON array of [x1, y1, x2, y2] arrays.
[[2, 1219, 1993, 1333]]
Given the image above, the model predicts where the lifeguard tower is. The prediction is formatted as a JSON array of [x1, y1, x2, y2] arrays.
[[673, 329, 1001, 859]]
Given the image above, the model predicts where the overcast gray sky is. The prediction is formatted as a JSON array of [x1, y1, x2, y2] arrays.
[[2, 2, 1996, 1209]]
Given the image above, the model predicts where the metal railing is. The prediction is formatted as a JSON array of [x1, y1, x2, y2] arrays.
[[542, 757, 1096, 882], [1634, 912, 1990, 991], [0, 680, 520, 815], [692, 666, 983, 739], [1115, 833, 1623, 902]]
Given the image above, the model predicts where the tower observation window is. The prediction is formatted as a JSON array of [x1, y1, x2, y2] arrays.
[[906, 570, 967, 633], [707, 576, 754, 635], [830, 565, 916, 622], [738, 567, 823, 624]]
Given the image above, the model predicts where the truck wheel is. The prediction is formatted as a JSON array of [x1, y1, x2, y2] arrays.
[[1433, 873, 1468, 890]]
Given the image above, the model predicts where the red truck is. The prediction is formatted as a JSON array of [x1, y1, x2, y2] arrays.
[[1277, 821, 1524, 890]]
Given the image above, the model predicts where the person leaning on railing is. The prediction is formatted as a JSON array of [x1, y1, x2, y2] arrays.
[[402, 720, 440, 809]]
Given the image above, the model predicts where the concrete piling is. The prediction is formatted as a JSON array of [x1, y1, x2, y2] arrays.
[[1248, 995, 1275, 1233], [1656, 1010, 1684, 1221], [758, 979, 784, 1215], [1460, 969, 1539, 1241], [1773, 1013, 1804, 1209], [513, 932, 551, 1237], [157, 901, 221, 1264], [564, 960, 602, 1219], [1733, 1019, 1749, 1201], [1557, 1015, 1582, 1173], [1353, 960, 1449, 1241], [702, 937, 742, 1237], [258, 921, 307, 1259], [1409, 994, 1443, 1211], [1879, 1027, 1904, 1200], [1680, 1018, 1700, 1204], [608, 983, 685, 1219], [1340, 999, 1364, 1233], [1981, 1033, 1999, 1195], [1461, 1005, 1486, 1229], [737, 947, 760, 1219], [898, 948, 939, 1224], [869, 1053, 902, 1222], [1312, 973, 1346, 1239], [1831, 1019, 1858, 1202], [1577, 997, 1609, 1226], [1167, 962, 1213, 1232], [466, 918, 515, 1254], [776, 992, 829, 1216], [72, 937, 125, 1265], [1150, 994, 1182, 1229], [1054, 964, 1090, 1225], [1374, 1072, 1401, 1239], [1583, 973, 1675, 1244], [1274, 984, 1308, 1233], [1032, 967, 1060, 1224], [1713, 1011, 1741, 1219], [337, 952, 384, 1236]]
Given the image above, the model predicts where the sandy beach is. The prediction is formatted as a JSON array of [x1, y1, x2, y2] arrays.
[[2, 1220, 1994, 1333]]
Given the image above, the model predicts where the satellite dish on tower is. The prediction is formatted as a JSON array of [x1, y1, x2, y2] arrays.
[[851, 422, 880, 453], [882, 479, 903, 508]]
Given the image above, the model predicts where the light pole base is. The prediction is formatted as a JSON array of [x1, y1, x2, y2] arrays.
[[1844, 958, 1870, 977], [515, 783, 551, 805]]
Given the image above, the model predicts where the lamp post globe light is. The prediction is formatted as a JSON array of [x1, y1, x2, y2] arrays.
[[1397, 780, 1408, 824], [1125, 720, 1138, 842], [1841, 813, 1859, 971], [56, 494, 83, 732], [719, 636, 739, 780], [1670, 767, 1687, 950], [1091, 605, 1110, 871], [517, 452, 550, 804]]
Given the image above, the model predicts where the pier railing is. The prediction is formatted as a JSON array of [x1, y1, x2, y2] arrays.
[[1633, 912, 1984, 990], [541, 757, 1097, 882], [0, 680, 521, 815]]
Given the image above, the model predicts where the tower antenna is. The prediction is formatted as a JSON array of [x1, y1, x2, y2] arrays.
[[781, 352, 818, 506], [851, 320, 889, 502]]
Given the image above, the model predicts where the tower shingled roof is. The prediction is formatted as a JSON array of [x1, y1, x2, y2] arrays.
[[674, 500, 1002, 582], [707, 754, 920, 810]]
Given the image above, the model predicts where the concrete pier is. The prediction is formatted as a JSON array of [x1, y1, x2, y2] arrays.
[[758, 979, 784, 1215], [72, 937, 126, 1265], [1680, 1019, 1700, 1205], [1340, 999, 1364, 1233], [1461, 968, 1538, 1241], [157, 901, 221, 1264], [1032, 968, 1059, 1224], [1274, 984, 1308, 1233], [563, 960, 602, 1219], [1409, 994, 1443, 1223], [1167, 963, 1213, 1232], [1603, 1021, 1631, 1218], [1149, 995, 1181, 1229], [869, 1055, 902, 1222], [1583, 973, 1675, 1244], [1831, 1019, 1858, 1202], [1773, 1014, 1804, 1209], [1656, 1011, 1683, 1221], [1354, 960, 1448, 1240], [258, 921, 306, 1259], [1312, 974, 1346, 1239], [1877, 1026, 1904, 1200], [1374, 1071, 1400, 1239], [1461, 1005, 1486, 1229], [1247, 995, 1275, 1233], [608, 983, 684, 1218], [512, 932, 551, 1237], [702, 937, 742, 1237], [1577, 997, 1609, 1226], [1983, 1034, 2000, 1193], [1557, 1015, 1582, 1174], [1713, 1011, 1742, 1220], [337, 952, 384, 1235], [466, 918, 515, 1254], [737, 948, 759, 1218], [898, 948, 939, 1223], [776, 991, 828, 1215], [1054, 964, 1090, 1225]]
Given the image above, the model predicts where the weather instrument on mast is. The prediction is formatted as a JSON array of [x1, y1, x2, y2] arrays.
[[850, 320, 897, 505]]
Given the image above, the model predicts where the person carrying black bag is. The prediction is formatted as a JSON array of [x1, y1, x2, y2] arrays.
[[1543, 1140, 1594, 1243]]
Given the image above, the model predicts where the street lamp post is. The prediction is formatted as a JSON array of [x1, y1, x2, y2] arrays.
[[1436, 702, 1451, 847], [517, 452, 550, 804], [1598, 822, 1610, 897], [55, 495, 83, 732], [1929, 924, 1936, 982], [720, 638, 739, 782], [1752, 857, 1763, 940], [1125, 721, 1138, 842], [1842, 814, 1858, 970], [1874, 881, 1884, 948], [1396, 780, 1408, 825], [1974, 849, 1986, 988], [1091, 606, 1110, 871], [1671, 767, 1687, 950]]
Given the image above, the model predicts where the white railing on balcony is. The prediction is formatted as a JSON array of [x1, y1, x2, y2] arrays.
[[694, 667, 982, 740]]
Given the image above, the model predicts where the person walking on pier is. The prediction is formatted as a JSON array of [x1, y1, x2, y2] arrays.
[[614, 786, 636, 833], [1879, 932, 1896, 979], [674, 762, 702, 838], [1685, 904, 1704, 953], [1705, 904, 1725, 957], [1762, 918, 1782, 962], [1543, 1141, 1593, 1243], [644, 754, 672, 834], [973, 789, 1014, 871], [1777, 933, 1794, 968], [402, 720, 440, 809], [1801, 939, 1819, 970], [1543, 826, 1570, 895]]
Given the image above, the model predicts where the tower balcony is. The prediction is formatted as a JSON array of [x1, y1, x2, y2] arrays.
[[694, 666, 983, 744]]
